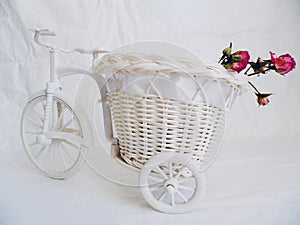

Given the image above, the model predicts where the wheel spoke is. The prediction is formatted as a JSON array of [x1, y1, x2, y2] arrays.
[[175, 166, 185, 179], [178, 185, 195, 192], [34, 146, 46, 158], [52, 143, 57, 172], [171, 193, 175, 206], [155, 166, 168, 179], [43, 144, 52, 169], [58, 142, 76, 161], [29, 141, 38, 147], [158, 191, 167, 202], [59, 116, 74, 130], [57, 142, 68, 170], [32, 106, 43, 124], [26, 118, 42, 129], [176, 189, 188, 203], [178, 176, 195, 184]]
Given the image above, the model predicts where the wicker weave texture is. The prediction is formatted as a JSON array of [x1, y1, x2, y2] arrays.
[[108, 91, 226, 170]]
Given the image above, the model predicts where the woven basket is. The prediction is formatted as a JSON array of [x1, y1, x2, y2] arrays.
[[108, 91, 226, 170]]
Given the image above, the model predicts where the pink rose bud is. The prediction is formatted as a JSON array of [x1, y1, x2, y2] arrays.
[[258, 97, 269, 106], [229, 51, 250, 73], [270, 52, 296, 75], [255, 93, 272, 106]]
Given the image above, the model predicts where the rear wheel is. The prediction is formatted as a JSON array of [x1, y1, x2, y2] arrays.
[[21, 95, 86, 179], [139, 152, 205, 213]]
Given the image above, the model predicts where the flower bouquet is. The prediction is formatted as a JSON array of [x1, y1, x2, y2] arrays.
[[219, 43, 296, 106]]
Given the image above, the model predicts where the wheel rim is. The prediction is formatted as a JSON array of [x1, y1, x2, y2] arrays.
[[21, 95, 84, 179], [140, 152, 205, 213]]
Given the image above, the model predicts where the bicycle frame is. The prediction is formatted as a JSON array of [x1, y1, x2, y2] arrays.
[[31, 29, 114, 147], [56, 66, 114, 143]]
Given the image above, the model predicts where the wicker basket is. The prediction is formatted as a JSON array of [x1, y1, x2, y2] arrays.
[[108, 91, 226, 170], [94, 43, 243, 171]]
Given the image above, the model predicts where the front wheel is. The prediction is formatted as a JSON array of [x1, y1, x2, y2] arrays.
[[21, 95, 87, 179], [139, 152, 205, 213]]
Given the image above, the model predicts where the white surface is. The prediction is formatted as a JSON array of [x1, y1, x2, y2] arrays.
[[1, 0, 300, 224]]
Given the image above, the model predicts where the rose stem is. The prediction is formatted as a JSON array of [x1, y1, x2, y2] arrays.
[[247, 68, 271, 77], [248, 81, 261, 94], [247, 72, 260, 77], [244, 65, 252, 75]]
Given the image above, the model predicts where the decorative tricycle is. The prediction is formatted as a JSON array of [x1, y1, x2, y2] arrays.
[[21, 29, 245, 213]]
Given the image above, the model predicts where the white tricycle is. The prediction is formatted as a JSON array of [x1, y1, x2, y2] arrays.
[[21, 29, 241, 213]]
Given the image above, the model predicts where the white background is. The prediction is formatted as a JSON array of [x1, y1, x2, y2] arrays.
[[1, 0, 300, 224]]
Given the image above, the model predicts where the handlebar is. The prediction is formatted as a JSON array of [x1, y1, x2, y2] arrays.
[[30, 29, 56, 49], [29, 29, 108, 57]]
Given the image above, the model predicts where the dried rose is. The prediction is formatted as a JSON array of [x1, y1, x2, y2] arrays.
[[229, 51, 250, 73], [255, 93, 272, 106], [270, 52, 296, 75]]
